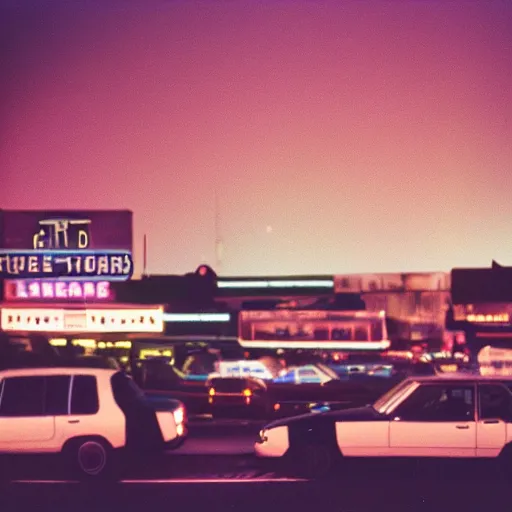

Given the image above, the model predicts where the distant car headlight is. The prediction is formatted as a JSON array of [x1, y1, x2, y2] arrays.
[[173, 407, 185, 426]]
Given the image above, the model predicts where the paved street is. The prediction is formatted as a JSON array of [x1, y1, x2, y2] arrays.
[[3, 461, 511, 512], [3, 420, 512, 512]]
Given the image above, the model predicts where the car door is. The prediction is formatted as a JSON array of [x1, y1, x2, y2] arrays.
[[0, 376, 56, 452], [54, 375, 101, 445], [388, 382, 477, 457], [476, 383, 511, 457]]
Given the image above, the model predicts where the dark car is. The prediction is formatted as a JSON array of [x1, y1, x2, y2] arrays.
[[207, 376, 270, 419]]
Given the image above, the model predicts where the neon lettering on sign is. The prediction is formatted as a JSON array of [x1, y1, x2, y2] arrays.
[[0, 250, 133, 280], [32, 219, 92, 250], [6, 280, 112, 301], [0, 307, 165, 333]]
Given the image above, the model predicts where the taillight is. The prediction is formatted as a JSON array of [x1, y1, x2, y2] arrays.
[[209, 388, 216, 396], [242, 388, 252, 397]]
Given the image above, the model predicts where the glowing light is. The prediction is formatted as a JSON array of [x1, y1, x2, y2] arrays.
[[163, 313, 230, 322], [242, 388, 252, 397], [0, 250, 133, 280], [0, 307, 164, 333], [217, 279, 333, 289], [238, 340, 391, 350], [466, 313, 510, 323], [49, 338, 67, 347], [173, 407, 185, 425], [139, 348, 172, 359], [5, 280, 112, 301], [71, 339, 96, 349], [208, 388, 216, 396]]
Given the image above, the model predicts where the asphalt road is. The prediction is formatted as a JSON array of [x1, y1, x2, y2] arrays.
[[4, 459, 511, 512], [3, 421, 512, 512]]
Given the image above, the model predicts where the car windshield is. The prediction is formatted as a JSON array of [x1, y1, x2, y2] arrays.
[[372, 379, 417, 413], [315, 363, 339, 381]]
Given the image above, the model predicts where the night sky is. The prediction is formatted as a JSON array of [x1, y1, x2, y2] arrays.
[[1, 0, 511, 277]]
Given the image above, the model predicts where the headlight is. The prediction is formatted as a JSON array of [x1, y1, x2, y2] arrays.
[[173, 407, 185, 425]]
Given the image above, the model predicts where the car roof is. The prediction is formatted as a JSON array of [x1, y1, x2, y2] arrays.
[[0, 367, 119, 378]]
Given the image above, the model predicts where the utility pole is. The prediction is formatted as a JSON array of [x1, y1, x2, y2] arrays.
[[214, 187, 223, 274]]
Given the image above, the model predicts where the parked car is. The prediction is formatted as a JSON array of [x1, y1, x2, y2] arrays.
[[255, 374, 512, 478], [0, 366, 187, 481], [207, 376, 270, 419]]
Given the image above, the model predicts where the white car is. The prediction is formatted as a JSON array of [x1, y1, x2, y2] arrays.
[[0, 366, 187, 481], [255, 374, 512, 478]]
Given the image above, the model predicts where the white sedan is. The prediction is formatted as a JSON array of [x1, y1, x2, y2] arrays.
[[255, 374, 512, 478]]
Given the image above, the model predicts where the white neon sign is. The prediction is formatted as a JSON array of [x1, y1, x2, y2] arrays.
[[163, 313, 230, 322], [217, 279, 333, 289], [238, 340, 391, 350], [0, 307, 164, 333]]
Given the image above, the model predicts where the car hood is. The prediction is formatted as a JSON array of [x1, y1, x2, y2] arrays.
[[264, 405, 383, 429]]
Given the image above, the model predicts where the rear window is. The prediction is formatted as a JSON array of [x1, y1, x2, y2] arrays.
[[70, 375, 99, 415], [209, 378, 250, 392]]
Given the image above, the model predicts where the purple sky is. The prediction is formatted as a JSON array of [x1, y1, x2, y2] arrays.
[[1, 0, 511, 277]]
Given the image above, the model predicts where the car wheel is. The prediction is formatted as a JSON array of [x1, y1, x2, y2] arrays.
[[66, 439, 116, 481], [288, 443, 334, 480]]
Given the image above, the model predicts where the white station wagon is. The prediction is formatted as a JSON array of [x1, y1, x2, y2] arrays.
[[0, 366, 187, 481], [255, 374, 512, 478]]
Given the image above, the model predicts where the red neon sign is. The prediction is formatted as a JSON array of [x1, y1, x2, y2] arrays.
[[4, 280, 112, 301]]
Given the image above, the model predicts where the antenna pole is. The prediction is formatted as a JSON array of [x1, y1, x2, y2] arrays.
[[143, 233, 148, 277], [215, 185, 223, 274]]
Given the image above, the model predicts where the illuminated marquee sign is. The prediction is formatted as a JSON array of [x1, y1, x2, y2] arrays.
[[0, 250, 133, 280], [5, 280, 112, 301], [0, 307, 164, 333], [453, 304, 512, 324], [1, 212, 134, 300]]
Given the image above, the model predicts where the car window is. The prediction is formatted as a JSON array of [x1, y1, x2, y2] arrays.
[[394, 384, 474, 422], [0, 376, 45, 417], [298, 369, 317, 378], [373, 379, 417, 413], [70, 375, 99, 415], [479, 384, 512, 421], [45, 376, 71, 416]]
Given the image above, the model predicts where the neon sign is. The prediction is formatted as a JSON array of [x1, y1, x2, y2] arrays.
[[32, 218, 92, 250], [5, 280, 112, 301], [163, 313, 231, 322], [0, 250, 133, 280], [466, 314, 510, 323], [0, 307, 164, 333]]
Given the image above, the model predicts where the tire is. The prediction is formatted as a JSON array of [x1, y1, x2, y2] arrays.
[[287, 443, 335, 480], [64, 438, 117, 482]]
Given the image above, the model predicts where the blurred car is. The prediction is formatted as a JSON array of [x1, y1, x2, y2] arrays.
[[207, 376, 270, 419], [273, 364, 338, 384]]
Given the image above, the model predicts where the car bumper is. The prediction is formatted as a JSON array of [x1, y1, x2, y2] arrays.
[[254, 426, 289, 458]]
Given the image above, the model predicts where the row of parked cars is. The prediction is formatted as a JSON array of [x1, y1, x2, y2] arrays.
[[137, 354, 472, 421]]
